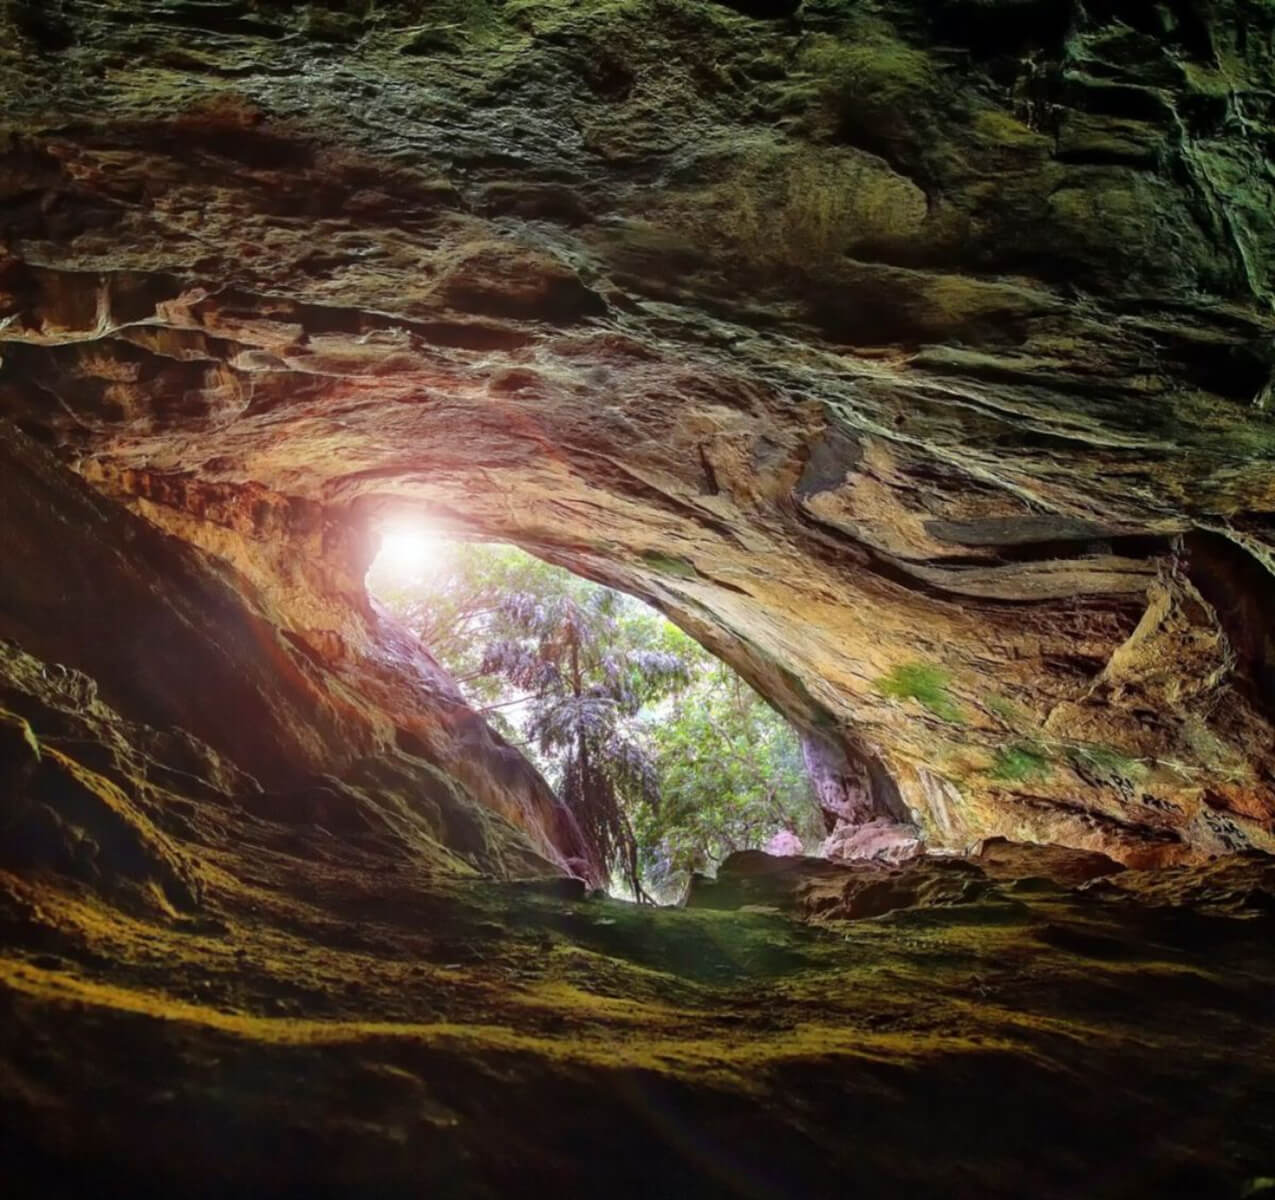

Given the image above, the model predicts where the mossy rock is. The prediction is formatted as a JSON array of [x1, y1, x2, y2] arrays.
[[989, 741, 1052, 783], [1066, 743, 1147, 789], [640, 551, 698, 579], [875, 663, 964, 723]]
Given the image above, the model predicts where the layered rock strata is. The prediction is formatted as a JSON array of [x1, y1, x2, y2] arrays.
[[3, 0, 1275, 861]]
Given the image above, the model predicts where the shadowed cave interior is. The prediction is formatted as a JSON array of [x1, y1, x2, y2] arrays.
[[2, 0, 1275, 1196]]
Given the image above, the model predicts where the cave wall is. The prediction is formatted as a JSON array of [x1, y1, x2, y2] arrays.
[[1, 0, 1274, 864], [0, 420, 594, 881]]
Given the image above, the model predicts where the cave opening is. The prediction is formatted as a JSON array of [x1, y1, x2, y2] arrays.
[[365, 521, 828, 901]]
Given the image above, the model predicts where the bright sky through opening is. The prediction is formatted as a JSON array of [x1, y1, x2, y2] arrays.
[[372, 526, 449, 582]]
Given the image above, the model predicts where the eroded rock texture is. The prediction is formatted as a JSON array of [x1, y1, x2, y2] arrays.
[[6, 6, 1275, 1195], [3, 733, 1275, 1200], [0, 422, 594, 880], [4, 0, 1275, 864]]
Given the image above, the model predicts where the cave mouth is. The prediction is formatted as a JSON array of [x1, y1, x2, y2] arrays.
[[365, 520, 827, 900]]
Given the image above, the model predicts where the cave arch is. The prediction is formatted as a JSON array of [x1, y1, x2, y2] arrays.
[[1, 0, 1273, 871], [362, 524, 923, 880]]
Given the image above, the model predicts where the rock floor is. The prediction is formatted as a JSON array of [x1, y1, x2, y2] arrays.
[[3, 788, 1274, 1199]]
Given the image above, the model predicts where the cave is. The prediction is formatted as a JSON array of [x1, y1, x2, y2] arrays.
[[2, 0, 1275, 1196]]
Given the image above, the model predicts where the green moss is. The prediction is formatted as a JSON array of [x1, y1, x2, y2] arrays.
[[1180, 718, 1251, 783], [874, 663, 964, 723], [0, 708, 41, 764], [640, 552, 697, 579], [680, 147, 927, 270], [989, 741, 1053, 783], [802, 32, 935, 140], [984, 694, 1031, 731], [970, 107, 1043, 145], [394, 0, 506, 50], [1066, 744, 1146, 786]]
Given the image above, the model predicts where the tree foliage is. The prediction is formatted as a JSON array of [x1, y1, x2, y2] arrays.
[[633, 661, 822, 898], [369, 539, 819, 898]]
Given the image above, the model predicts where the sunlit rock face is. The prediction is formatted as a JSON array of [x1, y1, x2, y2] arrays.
[[0, 422, 594, 881], [2, 0, 1275, 865]]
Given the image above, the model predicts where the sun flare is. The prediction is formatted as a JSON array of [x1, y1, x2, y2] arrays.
[[371, 526, 448, 581]]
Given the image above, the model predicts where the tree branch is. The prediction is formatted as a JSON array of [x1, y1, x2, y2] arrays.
[[476, 694, 543, 713]]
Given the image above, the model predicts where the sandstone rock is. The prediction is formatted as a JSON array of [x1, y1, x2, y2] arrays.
[[0, 709, 200, 914], [2, 0, 1274, 865], [820, 817, 924, 864], [1082, 850, 1275, 918], [972, 835, 1126, 887], [0, 423, 593, 883], [689, 848, 996, 921], [763, 828, 804, 856], [1, 4, 1275, 1194]]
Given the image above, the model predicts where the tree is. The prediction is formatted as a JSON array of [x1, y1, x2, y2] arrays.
[[478, 583, 692, 900], [632, 661, 824, 900]]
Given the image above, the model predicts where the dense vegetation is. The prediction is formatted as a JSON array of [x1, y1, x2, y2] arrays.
[[369, 539, 820, 898]]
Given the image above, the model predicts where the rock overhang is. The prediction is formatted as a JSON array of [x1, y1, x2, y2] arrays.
[[1, 0, 1274, 864]]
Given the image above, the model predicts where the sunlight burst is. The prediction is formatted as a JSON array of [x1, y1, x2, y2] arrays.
[[373, 526, 448, 580]]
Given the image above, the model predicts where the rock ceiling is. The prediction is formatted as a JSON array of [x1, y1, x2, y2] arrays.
[[2, 0, 1275, 863]]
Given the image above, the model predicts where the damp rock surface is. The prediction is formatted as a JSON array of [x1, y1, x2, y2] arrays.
[[2, 744, 1275, 1198]]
